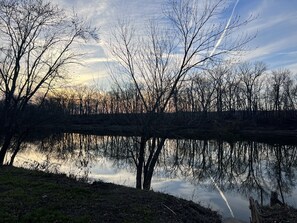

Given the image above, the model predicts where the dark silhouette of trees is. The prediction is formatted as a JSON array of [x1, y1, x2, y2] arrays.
[[109, 0, 252, 189], [38, 61, 297, 122], [238, 61, 266, 112], [269, 69, 293, 111], [0, 0, 98, 165]]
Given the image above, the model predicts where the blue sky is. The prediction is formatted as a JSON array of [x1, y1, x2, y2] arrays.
[[236, 0, 297, 70], [53, 0, 297, 87]]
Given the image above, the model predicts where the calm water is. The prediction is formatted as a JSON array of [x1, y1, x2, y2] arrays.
[[10, 133, 297, 222]]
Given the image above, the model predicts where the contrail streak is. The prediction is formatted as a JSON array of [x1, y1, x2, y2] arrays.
[[209, 174, 234, 217], [206, 1, 239, 218], [210, 0, 240, 57]]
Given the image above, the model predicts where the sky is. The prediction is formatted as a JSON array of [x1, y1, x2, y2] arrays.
[[52, 0, 297, 88]]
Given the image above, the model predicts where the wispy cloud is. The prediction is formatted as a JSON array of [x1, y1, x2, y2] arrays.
[[235, 0, 297, 71], [83, 57, 114, 64], [242, 34, 297, 61], [51, 0, 297, 84]]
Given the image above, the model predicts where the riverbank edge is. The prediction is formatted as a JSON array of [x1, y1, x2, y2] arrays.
[[41, 123, 297, 144], [0, 166, 222, 223]]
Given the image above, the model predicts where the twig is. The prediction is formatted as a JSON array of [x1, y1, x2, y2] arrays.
[[162, 204, 177, 216]]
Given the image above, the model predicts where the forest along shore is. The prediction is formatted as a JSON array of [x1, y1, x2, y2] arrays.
[[0, 166, 221, 223]]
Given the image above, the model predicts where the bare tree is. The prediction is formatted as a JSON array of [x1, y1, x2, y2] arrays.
[[224, 67, 241, 111], [207, 65, 230, 112], [270, 69, 292, 111], [0, 0, 98, 165], [238, 61, 266, 112], [109, 0, 252, 189], [191, 73, 216, 112]]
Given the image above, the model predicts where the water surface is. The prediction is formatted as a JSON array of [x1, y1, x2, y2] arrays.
[[11, 133, 297, 222]]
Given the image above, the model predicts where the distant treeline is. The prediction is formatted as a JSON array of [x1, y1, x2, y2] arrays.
[[68, 110, 297, 129], [2, 100, 297, 133], [43, 63, 297, 116], [51, 110, 297, 141], [2, 62, 297, 132]]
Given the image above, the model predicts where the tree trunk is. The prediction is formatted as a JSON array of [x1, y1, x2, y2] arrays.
[[0, 131, 14, 165], [9, 138, 23, 166], [143, 138, 166, 190], [136, 136, 147, 189]]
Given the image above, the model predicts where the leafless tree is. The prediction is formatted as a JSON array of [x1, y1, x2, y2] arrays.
[[238, 61, 266, 111], [0, 0, 98, 165], [191, 73, 216, 112], [269, 69, 292, 111], [224, 67, 241, 111], [109, 0, 253, 189], [207, 65, 230, 112]]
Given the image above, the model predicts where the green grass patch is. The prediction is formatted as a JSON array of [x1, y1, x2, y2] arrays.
[[0, 166, 221, 223]]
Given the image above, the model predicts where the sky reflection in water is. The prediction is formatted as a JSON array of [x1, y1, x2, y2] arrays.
[[11, 134, 297, 222]]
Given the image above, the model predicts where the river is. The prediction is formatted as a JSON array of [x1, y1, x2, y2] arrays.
[[9, 133, 297, 222]]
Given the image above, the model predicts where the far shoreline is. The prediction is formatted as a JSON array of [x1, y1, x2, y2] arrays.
[[38, 123, 297, 145]]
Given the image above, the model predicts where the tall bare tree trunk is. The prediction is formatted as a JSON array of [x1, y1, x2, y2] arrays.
[[136, 136, 147, 189], [143, 138, 166, 190]]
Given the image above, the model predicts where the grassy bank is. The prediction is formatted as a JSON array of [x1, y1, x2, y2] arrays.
[[0, 166, 221, 223]]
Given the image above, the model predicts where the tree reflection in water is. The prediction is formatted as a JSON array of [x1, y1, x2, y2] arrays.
[[12, 133, 297, 208]]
